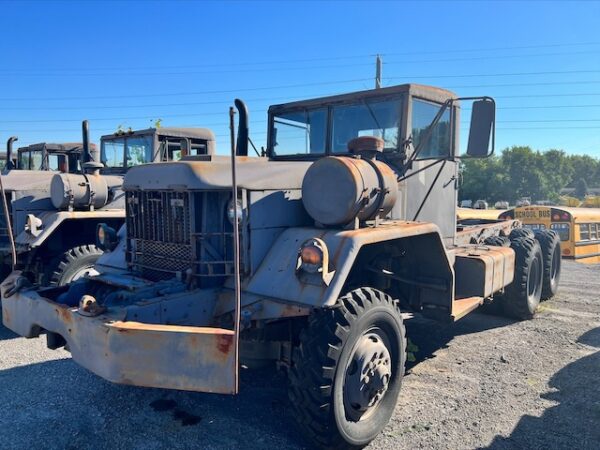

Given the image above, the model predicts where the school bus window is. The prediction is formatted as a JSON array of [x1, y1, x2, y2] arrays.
[[523, 223, 545, 230], [590, 223, 598, 240], [551, 223, 570, 241], [580, 224, 590, 240]]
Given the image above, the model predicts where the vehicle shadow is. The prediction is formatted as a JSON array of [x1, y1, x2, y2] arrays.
[[481, 326, 600, 449], [405, 310, 515, 369], [0, 357, 306, 450], [0, 312, 18, 341]]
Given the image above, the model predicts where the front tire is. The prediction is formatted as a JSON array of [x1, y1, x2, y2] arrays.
[[47, 245, 103, 286], [288, 288, 406, 449]]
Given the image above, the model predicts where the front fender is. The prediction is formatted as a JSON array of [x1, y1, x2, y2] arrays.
[[244, 220, 445, 308]]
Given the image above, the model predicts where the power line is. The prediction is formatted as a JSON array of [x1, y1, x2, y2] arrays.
[[2, 40, 598, 73], [5, 101, 600, 124], [6, 70, 600, 111], [3, 49, 600, 78], [0, 77, 372, 101], [384, 49, 600, 66]]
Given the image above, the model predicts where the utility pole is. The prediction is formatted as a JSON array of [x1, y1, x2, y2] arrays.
[[375, 54, 382, 89]]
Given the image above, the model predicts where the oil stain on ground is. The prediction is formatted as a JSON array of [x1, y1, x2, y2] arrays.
[[150, 398, 202, 426]]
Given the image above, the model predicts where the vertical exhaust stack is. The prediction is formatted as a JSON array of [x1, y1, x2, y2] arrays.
[[234, 99, 249, 157], [5, 136, 18, 170], [81, 120, 102, 175]]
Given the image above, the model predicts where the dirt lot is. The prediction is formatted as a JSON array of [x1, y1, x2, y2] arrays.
[[0, 260, 599, 450]]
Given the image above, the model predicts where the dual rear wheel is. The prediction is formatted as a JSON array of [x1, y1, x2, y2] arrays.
[[486, 229, 561, 320]]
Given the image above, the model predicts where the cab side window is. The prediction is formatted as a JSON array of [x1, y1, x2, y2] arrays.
[[412, 99, 451, 159]]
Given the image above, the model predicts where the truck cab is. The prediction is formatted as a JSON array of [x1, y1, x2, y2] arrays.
[[99, 127, 215, 174]]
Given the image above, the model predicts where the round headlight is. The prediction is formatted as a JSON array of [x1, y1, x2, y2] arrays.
[[96, 223, 117, 251], [97, 225, 106, 245], [227, 199, 243, 225]]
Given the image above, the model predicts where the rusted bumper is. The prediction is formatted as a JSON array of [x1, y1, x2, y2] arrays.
[[1, 272, 237, 394]]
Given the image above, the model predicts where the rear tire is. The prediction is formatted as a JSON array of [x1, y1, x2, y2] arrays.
[[288, 287, 406, 449], [534, 229, 561, 300], [503, 237, 543, 320], [484, 235, 510, 247], [509, 227, 534, 240], [47, 245, 103, 287]]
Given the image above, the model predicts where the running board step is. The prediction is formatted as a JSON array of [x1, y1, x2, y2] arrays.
[[452, 296, 484, 321]]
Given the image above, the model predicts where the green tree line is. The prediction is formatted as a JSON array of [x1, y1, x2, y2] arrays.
[[459, 146, 600, 203]]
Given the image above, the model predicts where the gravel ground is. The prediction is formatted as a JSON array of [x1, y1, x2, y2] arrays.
[[0, 260, 599, 450]]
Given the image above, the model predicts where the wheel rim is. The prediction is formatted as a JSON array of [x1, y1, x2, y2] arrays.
[[343, 328, 392, 422]]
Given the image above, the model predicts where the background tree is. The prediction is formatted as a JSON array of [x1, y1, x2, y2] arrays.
[[574, 178, 589, 199], [458, 146, 600, 205]]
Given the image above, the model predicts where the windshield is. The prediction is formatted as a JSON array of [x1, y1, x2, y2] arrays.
[[18, 149, 43, 170], [271, 108, 327, 156], [270, 95, 403, 157], [101, 135, 153, 169]]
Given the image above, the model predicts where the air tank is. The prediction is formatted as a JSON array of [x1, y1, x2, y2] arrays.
[[51, 173, 122, 210], [302, 137, 398, 226]]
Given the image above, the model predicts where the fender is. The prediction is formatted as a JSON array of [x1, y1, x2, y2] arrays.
[[244, 220, 453, 308], [14, 209, 125, 250]]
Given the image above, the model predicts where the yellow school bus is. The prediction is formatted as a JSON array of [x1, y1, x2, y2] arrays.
[[499, 206, 600, 264]]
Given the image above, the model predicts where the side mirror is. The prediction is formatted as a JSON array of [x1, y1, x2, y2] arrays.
[[465, 98, 495, 158]]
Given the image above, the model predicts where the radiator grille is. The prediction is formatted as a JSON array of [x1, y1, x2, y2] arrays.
[[126, 191, 193, 281], [126, 189, 240, 284]]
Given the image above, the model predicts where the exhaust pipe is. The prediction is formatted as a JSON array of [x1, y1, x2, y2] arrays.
[[81, 120, 92, 164], [81, 120, 102, 174], [234, 99, 249, 157], [5, 136, 17, 170]]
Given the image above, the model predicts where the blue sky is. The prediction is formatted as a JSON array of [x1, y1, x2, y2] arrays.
[[2, 0, 600, 155]]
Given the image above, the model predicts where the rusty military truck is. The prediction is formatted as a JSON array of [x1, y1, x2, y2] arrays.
[[0, 122, 216, 286], [2, 85, 561, 449]]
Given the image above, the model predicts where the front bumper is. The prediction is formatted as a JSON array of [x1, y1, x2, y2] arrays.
[[1, 272, 238, 394]]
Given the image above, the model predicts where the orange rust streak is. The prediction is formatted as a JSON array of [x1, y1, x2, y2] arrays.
[[2, 306, 10, 326], [109, 321, 234, 335], [56, 306, 73, 325], [216, 334, 234, 354]]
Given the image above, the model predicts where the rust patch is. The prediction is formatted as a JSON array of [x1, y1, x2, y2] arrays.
[[216, 333, 234, 354], [2, 305, 11, 326], [56, 306, 73, 325]]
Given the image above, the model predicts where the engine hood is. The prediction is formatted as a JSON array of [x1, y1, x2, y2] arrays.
[[123, 156, 312, 191], [0, 170, 56, 192]]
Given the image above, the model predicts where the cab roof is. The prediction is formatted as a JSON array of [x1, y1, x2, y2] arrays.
[[268, 83, 458, 113], [100, 127, 216, 142], [17, 142, 96, 153]]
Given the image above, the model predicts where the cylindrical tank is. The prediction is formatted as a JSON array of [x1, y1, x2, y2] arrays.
[[302, 156, 398, 226], [51, 173, 122, 210]]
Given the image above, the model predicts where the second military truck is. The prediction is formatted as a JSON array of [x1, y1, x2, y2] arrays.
[[0, 123, 216, 285]]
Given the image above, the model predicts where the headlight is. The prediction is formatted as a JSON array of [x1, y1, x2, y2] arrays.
[[296, 238, 335, 285], [299, 243, 323, 273], [96, 223, 118, 251], [227, 199, 243, 225]]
